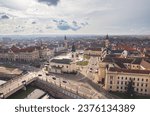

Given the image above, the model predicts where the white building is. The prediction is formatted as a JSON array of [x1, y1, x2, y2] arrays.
[[49, 59, 77, 74], [49, 44, 78, 74]]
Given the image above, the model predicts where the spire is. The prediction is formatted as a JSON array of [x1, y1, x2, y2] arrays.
[[105, 34, 110, 48], [64, 35, 68, 49], [106, 34, 109, 40]]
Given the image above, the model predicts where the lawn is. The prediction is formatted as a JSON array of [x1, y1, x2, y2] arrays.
[[83, 55, 90, 60], [77, 61, 89, 66], [7, 86, 36, 99]]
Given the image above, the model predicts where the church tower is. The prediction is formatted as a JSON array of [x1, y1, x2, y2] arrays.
[[64, 36, 68, 49], [98, 62, 107, 84], [105, 34, 110, 48], [71, 43, 78, 61]]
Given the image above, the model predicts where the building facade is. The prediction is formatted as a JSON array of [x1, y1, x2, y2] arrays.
[[49, 59, 77, 74], [0, 46, 40, 62], [105, 67, 150, 95]]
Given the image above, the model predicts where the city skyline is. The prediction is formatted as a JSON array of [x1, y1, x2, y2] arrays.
[[0, 0, 150, 35]]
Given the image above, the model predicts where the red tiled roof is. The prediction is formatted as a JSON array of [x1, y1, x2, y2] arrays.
[[85, 48, 102, 51], [140, 59, 150, 69], [11, 46, 20, 53], [19, 47, 36, 52], [115, 45, 137, 51], [10, 46, 38, 53]]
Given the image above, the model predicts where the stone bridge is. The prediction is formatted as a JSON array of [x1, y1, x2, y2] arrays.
[[0, 72, 103, 99]]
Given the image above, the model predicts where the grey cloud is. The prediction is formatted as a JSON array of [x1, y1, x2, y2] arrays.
[[57, 20, 71, 30], [0, 15, 9, 19], [37, 0, 60, 6], [53, 19, 83, 31], [81, 22, 88, 26], [46, 26, 52, 29], [32, 21, 36, 24], [53, 19, 58, 22]]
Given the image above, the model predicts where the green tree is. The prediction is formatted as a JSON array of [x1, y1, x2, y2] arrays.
[[71, 44, 76, 52], [126, 79, 134, 98]]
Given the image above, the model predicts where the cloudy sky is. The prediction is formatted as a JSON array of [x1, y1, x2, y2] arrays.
[[0, 0, 150, 35]]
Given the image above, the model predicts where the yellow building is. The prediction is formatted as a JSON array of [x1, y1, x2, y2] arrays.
[[0, 46, 40, 62], [105, 67, 150, 95]]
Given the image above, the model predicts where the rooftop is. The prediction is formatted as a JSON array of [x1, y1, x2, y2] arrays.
[[111, 50, 124, 54], [114, 61, 126, 69], [140, 59, 150, 69], [109, 67, 150, 75], [131, 58, 142, 64], [0, 46, 39, 54], [85, 48, 102, 51], [51, 59, 72, 64], [113, 58, 134, 64]]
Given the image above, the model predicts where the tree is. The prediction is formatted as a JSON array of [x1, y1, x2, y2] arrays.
[[126, 79, 134, 98], [71, 43, 76, 52]]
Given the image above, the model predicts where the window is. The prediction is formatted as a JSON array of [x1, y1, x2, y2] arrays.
[[125, 77, 127, 80], [117, 86, 119, 89], [117, 81, 119, 84], [137, 78, 139, 81], [110, 81, 113, 84], [118, 77, 120, 79], [125, 87, 127, 90], [146, 84, 148, 87], [141, 89, 143, 92], [121, 87, 123, 89], [110, 76, 113, 80], [137, 88, 139, 92], [141, 84, 143, 87], [133, 78, 135, 80], [66, 66, 68, 68], [137, 83, 139, 86], [146, 79, 148, 82], [145, 89, 147, 92], [122, 77, 123, 80], [121, 82, 123, 85], [142, 79, 144, 81], [110, 86, 112, 89], [125, 82, 127, 85]]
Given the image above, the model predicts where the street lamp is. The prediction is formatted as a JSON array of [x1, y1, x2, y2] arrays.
[[22, 80, 27, 98], [22, 80, 26, 91]]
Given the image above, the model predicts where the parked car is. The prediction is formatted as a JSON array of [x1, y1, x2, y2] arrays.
[[62, 81, 67, 83]]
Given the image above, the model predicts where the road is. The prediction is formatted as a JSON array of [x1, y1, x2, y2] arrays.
[[0, 57, 119, 99], [0, 69, 105, 99], [0, 72, 37, 98], [38, 70, 105, 99]]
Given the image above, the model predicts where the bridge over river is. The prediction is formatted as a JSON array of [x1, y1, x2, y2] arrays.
[[0, 71, 109, 99]]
